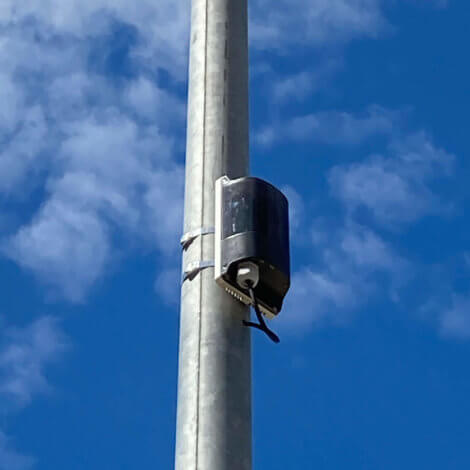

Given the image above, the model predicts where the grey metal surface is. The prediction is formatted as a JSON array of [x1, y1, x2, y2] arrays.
[[175, 0, 252, 469]]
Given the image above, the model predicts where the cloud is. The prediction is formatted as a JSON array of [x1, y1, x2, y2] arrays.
[[4, 202, 110, 302], [280, 121, 456, 335], [0, 107, 49, 197], [251, 0, 388, 49], [282, 268, 357, 329], [465, 253, 470, 269], [256, 105, 401, 147], [0, 72, 25, 135], [0, 432, 33, 470], [406, 0, 448, 8], [339, 224, 406, 274], [439, 295, 470, 339], [0, 317, 67, 469], [124, 77, 185, 122], [0, 0, 190, 76], [329, 132, 455, 226], [0, 6, 185, 301], [272, 71, 319, 103], [281, 186, 305, 232], [155, 267, 181, 307], [0, 317, 68, 410], [270, 111, 456, 334], [282, 222, 409, 330], [416, 252, 470, 340], [270, 60, 342, 104], [2, 113, 184, 301]]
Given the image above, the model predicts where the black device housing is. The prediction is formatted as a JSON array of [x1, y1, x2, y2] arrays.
[[215, 176, 291, 316]]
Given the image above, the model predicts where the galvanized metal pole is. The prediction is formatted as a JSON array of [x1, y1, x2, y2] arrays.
[[175, 0, 252, 469]]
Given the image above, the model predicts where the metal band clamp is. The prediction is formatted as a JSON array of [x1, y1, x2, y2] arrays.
[[182, 260, 215, 282], [180, 226, 215, 251]]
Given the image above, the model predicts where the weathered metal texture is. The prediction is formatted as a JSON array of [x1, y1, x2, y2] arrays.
[[175, 0, 252, 469]]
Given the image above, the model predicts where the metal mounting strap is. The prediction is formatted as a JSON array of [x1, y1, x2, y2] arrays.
[[182, 260, 215, 283], [180, 226, 215, 251]]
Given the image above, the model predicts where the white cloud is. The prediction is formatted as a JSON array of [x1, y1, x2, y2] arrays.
[[271, 60, 342, 104], [125, 77, 185, 122], [465, 253, 470, 269], [2, 113, 183, 301], [407, 0, 448, 8], [0, 0, 190, 75], [340, 225, 405, 273], [256, 105, 400, 147], [0, 4, 186, 300], [281, 186, 305, 232], [0, 317, 68, 409], [282, 221, 408, 330], [251, 0, 388, 49], [0, 317, 67, 469], [440, 295, 470, 339], [272, 71, 317, 103], [0, 107, 49, 197], [0, 73, 25, 135], [1, 0, 392, 56], [155, 267, 181, 307], [281, 268, 357, 330], [4, 202, 110, 302], [0, 432, 33, 470], [144, 169, 185, 254], [329, 132, 455, 226]]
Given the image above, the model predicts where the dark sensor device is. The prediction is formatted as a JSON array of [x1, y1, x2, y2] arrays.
[[215, 176, 291, 326]]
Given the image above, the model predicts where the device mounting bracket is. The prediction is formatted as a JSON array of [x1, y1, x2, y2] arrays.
[[180, 226, 215, 251], [182, 260, 215, 283]]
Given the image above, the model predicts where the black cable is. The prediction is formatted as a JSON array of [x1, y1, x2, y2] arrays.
[[243, 282, 280, 344]]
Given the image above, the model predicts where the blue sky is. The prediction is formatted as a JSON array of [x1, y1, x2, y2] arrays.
[[1, 0, 469, 468]]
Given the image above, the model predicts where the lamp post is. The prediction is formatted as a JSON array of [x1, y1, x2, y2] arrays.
[[175, 0, 252, 469]]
